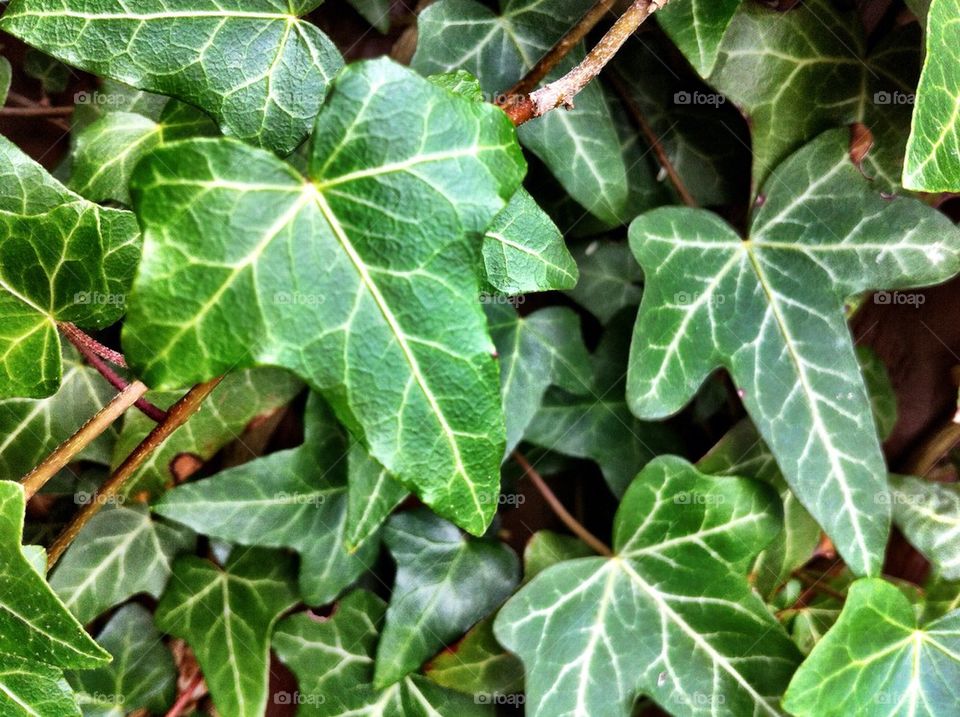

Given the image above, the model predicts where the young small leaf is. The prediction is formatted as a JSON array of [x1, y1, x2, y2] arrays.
[[656, 0, 742, 76]]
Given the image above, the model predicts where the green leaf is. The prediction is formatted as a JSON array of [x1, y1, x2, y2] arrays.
[[698, 419, 821, 599], [345, 439, 407, 552], [0, 655, 80, 717], [626, 129, 960, 575], [527, 310, 679, 495], [904, 0, 960, 192], [70, 103, 218, 205], [154, 394, 380, 604], [710, 0, 921, 191], [1, 0, 343, 154], [24, 49, 70, 94], [0, 57, 11, 106], [483, 188, 577, 295], [0, 481, 109, 672], [111, 367, 301, 497], [348, 0, 391, 33], [890, 474, 960, 579], [374, 509, 520, 687], [495, 456, 801, 717], [923, 572, 960, 622], [274, 589, 495, 716], [67, 604, 176, 715], [522, 530, 592, 580], [859, 346, 898, 442], [0, 345, 117, 479], [657, 0, 742, 76], [0, 136, 140, 399], [125, 58, 525, 535], [155, 549, 299, 717], [412, 0, 635, 226], [565, 240, 643, 325], [784, 578, 960, 716], [424, 616, 522, 697], [487, 303, 591, 454], [49, 504, 195, 625]]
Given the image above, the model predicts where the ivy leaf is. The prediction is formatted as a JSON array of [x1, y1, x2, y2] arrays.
[[0, 136, 140, 399], [1, 0, 343, 154], [923, 572, 960, 622], [656, 0, 742, 76], [890, 474, 960, 580], [0, 57, 11, 106], [412, 0, 633, 226], [527, 310, 679, 496], [348, 0, 392, 33], [24, 49, 70, 94], [67, 604, 177, 715], [125, 59, 525, 535], [565, 240, 643, 325], [155, 393, 379, 605], [784, 578, 960, 715], [424, 617, 522, 698], [374, 509, 520, 687], [0, 345, 117, 479], [487, 303, 592, 454], [155, 549, 299, 717], [483, 188, 578, 295], [904, 0, 960, 192], [0, 655, 80, 717], [49, 504, 195, 625], [626, 129, 960, 576], [709, 0, 920, 190], [274, 589, 495, 716], [111, 367, 301, 497], [70, 104, 218, 205], [494, 456, 801, 717], [522, 530, 592, 580], [345, 439, 407, 552]]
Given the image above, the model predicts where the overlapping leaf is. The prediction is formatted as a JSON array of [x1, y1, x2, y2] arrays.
[[626, 129, 960, 575], [495, 456, 801, 717], [784, 578, 960, 716], [413, 0, 636, 225], [890, 474, 960, 579], [565, 240, 643, 325], [154, 394, 380, 605], [656, 0, 742, 76], [0, 136, 140, 398], [273, 589, 494, 716], [124, 59, 524, 535], [155, 548, 298, 717], [50, 504, 195, 624], [709, 0, 921, 190], [904, 0, 960, 192], [374, 509, 520, 686], [1, 0, 343, 154]]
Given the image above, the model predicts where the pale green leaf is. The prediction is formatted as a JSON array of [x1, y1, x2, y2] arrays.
[[0, 655, 80, 717], [657, 0, 742, 76], [374, 509, 520, 687], [154, 394, 380, 605], [784, 578, 960, 716], [890, 474, 960, 579], [0, 136, 140, 399], [412, 0, 635, 226], [903, 0, 960, 192], [487, 303, 591, 454], [124, 59, 525, 535], [155, 549, 299, 717], [483, 188, 577, 295], [273, 589, 495, 716], [67, 604, 176, 715], [626, 129, 960, 575], [70, 103, 217, 205], [49, 504, 195, 625], [495, 456, 801, 717], [522, 530, 592, 581], [1, 0, 343, 154]]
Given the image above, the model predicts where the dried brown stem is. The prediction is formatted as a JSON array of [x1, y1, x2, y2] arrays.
[[513, 451, 613, 556], [0, 105, 74, 117], [47, 377, 224, 567], [5, 90, 71, 131]]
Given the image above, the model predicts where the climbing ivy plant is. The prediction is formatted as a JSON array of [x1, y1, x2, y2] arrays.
[[0, 0, 959, 715]]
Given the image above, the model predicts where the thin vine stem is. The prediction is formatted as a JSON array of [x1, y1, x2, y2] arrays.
[[500, 0, 670, 126], [47, 377, 224, 568], [20, 381, 150, 500], [59, 322, 128, 366], [0, 105, 74, 117], [513, 450, 613, 556]]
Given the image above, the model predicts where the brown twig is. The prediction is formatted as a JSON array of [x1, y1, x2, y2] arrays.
[[58, 322, 127, 367], [903, 419, 960, 476], [164, 671, 206, 717], [0, 105, 74, 117], [508, 0, 619, 96], [20, 381, 150, 500], [59, 324, 168, 422], [607, 73, 698, 207], [4, 91, 71, 131], [47, 377, 224, 568], [499, 0, 671, 126], [513, 451, 613, 556]]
